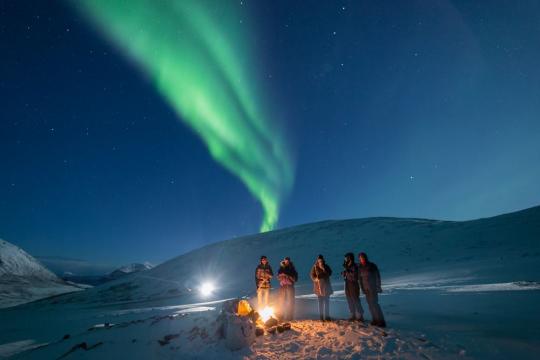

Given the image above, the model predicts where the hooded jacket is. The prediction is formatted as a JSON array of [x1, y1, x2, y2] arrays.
[[342, 254, 359, 283], [359, 260, 382, 294], [278, 261, 298, 287], [255, 263, 273, 289], [310, 262, 333, 297]]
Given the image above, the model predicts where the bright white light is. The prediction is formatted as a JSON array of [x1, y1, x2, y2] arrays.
[[259, 306, 274, 322], [199, 282, 215, 297]]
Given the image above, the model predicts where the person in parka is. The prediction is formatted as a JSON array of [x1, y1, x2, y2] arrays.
[[310, 254, 333, 321], [277, 257, 298, 320], [255, 255, 273, 310], [358, 252, 386, 327], [341, 252, 364, 321]]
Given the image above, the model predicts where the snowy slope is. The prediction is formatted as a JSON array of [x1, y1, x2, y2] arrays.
[[0, 240, 57, 279], [52, 205, 540, 306], [0, 240, 84, 308]]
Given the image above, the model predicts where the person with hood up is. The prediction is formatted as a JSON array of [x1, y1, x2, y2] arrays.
[[341, 252, 364, 321], [255, 255, 273, 311], [277, 257, 298, 320], [358, 252, 386, 327], [310, 254, 333, 321]]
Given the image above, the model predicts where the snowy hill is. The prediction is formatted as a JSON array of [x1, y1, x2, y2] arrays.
[[0, 240, 84, 308], [53, 205, 540, 306], [1, 207, 539, 359]]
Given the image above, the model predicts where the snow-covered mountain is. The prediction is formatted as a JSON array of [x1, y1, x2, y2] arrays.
[[54, 205, 540, 306], [0, 240, 58, 280], [0, 240, 84, 308], [108, 262, 153, 280]]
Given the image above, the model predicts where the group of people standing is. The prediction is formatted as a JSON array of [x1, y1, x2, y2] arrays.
[[254, 252, 386, 327]]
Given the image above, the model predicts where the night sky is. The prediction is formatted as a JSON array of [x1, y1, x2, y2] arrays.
[[1, 0, 539, 267]]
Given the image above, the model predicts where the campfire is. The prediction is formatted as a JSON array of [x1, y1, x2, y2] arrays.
[[219, 298, 292, 350], [259, 306, 275, 323]]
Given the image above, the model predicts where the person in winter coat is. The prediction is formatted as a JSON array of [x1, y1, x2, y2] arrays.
[[255, 255, 273, 310], [358, 252, 386, 327], [277, 257, 298, 320], [341, 252, 364, 321], [310, 254, 333, 321]]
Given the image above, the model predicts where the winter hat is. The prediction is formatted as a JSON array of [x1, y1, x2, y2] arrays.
[[358, 252, 368, 260], [344, 252, 354, 260]]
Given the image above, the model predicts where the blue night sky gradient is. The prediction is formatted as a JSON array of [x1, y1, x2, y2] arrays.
[[1, 0, 539, 266]]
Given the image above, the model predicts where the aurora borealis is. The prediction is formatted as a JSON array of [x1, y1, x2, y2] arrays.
[[2, 1, 540, 265], [74, 0, 293, 232]]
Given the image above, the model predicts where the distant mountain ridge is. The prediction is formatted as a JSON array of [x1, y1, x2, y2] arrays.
[[109, 262, 153, 279]]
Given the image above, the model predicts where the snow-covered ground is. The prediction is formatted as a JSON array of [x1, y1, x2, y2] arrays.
[[1, 206, 539, 359], [0, 305, 456, 360], [0, 240, 85, 309]]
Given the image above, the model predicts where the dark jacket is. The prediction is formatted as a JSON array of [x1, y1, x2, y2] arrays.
[[359, 261, 382, 294], [342, 261, 359, 283], [255, 263, 273, 289], [310, 263, 333, 297], [278, 262, 298, 287]]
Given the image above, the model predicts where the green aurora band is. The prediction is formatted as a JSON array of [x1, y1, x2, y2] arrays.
[[75, 0, 293, 231]]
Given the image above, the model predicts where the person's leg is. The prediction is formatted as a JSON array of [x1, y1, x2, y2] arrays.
[[263, 288, 270, 308], [367, 293, 385, 326], [257, 288, 263, 311], [355, 296, 365, 320], [278, 287, 285, 319], [324, 296, 330, 320], [290, 286, 295, 320], [345, 283, 356, 319], [317, 296, 324, 320]]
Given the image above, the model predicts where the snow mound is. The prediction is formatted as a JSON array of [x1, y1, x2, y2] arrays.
[[0, 239, 83, 309]]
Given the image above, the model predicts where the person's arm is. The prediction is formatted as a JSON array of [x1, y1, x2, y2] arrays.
[[268, 265, 274, 278], [255, 267, 259, 288], [326, 265, 332, 277], [374, 264, 382, 293], [310, 266, 317, 281]]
